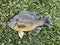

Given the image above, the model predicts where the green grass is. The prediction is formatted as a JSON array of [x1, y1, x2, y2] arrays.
[[0, 0, 60, 45]]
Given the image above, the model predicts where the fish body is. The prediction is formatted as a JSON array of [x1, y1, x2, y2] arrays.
[[13, 19, 44, 31], [7, 10, 51, 38]]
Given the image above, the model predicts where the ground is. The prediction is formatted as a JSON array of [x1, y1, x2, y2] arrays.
[[0, 0, 60, 45]]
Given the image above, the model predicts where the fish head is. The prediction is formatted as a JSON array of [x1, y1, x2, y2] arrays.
[[7, 15, 19, 28]]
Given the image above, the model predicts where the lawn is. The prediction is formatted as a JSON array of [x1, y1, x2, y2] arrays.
[[0, 0, 60, 45]]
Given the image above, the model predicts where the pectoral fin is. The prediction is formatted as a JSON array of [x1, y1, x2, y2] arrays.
[[18, 31, 24, 39], [29, 27, 41, 35]]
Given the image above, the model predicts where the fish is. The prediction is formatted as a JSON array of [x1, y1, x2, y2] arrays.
[[7, 10, 51, 38]]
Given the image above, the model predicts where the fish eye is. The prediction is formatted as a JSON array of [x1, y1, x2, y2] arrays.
[[15, 19, 19, 21], [8, 20, 11, 22]]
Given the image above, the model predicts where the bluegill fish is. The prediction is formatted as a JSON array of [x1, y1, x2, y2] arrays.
[[7, 10, 51, 38]]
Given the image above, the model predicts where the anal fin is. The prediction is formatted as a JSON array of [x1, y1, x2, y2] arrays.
[[29, 27, 41, 35]]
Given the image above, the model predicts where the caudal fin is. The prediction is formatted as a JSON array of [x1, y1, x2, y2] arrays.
[[43, 16, 52, 27]]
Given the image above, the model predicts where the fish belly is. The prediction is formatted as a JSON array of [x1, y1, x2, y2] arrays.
[[13, 21, 38, 31]]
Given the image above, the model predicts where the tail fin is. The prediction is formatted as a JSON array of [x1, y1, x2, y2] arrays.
[[43, 16, 52, 27]]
